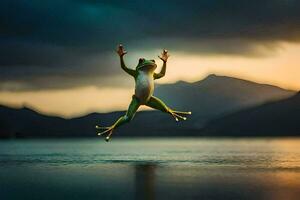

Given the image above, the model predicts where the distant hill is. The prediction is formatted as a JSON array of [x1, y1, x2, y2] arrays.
[[0, 74, 296, 138], [202, 92, 300, 136], [155, 74, 294, 128]]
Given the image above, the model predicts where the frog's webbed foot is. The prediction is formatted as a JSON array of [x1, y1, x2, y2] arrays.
[[169, 110, 192, 122], [95, 125, 114, 142]]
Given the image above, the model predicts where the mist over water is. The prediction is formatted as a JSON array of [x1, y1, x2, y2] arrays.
[[1, 138, 300, 200]]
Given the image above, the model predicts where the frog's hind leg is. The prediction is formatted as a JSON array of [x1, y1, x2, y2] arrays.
[[95, 96, 140, 142], [145, 96, 191, 122]]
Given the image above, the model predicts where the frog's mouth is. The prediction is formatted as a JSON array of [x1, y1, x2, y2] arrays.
[[136, 63, 157, 71], [139, 63, 157, 70]]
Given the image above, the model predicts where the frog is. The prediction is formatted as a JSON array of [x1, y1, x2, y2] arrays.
[[96, 44, 191, 142]]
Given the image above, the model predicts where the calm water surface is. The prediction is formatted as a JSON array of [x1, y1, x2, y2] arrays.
[[0, 138, 300, 200]]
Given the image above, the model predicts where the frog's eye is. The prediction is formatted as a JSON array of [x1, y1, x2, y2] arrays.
[[139, 58, 145, 63], [151, 59, 155, 63]]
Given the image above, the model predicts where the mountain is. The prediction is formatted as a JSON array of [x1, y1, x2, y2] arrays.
[[0, 75, 296, 138], [202, 92, 300, 136], [156, 74, 293, 114], [155, 74, 294, 128]]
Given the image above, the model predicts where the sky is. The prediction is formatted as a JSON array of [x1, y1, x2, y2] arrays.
[[0, 0, 300, 117]]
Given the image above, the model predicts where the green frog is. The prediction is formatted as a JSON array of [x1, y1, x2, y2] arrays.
[[96, 44, 191, 141]]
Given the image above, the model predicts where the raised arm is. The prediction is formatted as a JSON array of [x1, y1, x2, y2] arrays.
[[117, 44, 136, 77], [154, 49, 170, 80]]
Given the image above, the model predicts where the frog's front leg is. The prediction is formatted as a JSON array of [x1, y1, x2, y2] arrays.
[[145, 96, 191, 121], [96, 96, 140, 141], [154, 49, 170, 80]]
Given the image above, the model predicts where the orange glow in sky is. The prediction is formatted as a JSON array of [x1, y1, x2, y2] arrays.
[[0, 42, 299, 117]]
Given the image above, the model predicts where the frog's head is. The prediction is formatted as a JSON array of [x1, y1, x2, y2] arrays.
[[136, 58, 157, 71]]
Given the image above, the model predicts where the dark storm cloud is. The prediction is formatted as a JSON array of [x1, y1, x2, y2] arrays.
[[1, 0, 300, 90]]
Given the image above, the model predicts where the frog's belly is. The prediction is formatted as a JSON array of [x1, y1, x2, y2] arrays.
[[135, 76, 154, 104]]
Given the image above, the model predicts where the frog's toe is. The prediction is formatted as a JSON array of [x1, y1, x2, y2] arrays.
[[169, 112, 179, 121], [173, 113, 187, 121], [169, 110, 188, 121], [173, 110, 192, 115], [95, 125, 110, 130], [97, 126, 113, 136]]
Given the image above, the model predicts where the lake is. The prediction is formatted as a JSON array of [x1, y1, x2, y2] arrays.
[[1, 138, 300, 200]]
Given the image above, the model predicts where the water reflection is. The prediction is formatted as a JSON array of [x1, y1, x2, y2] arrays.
[[135, 163, 156, 200]]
